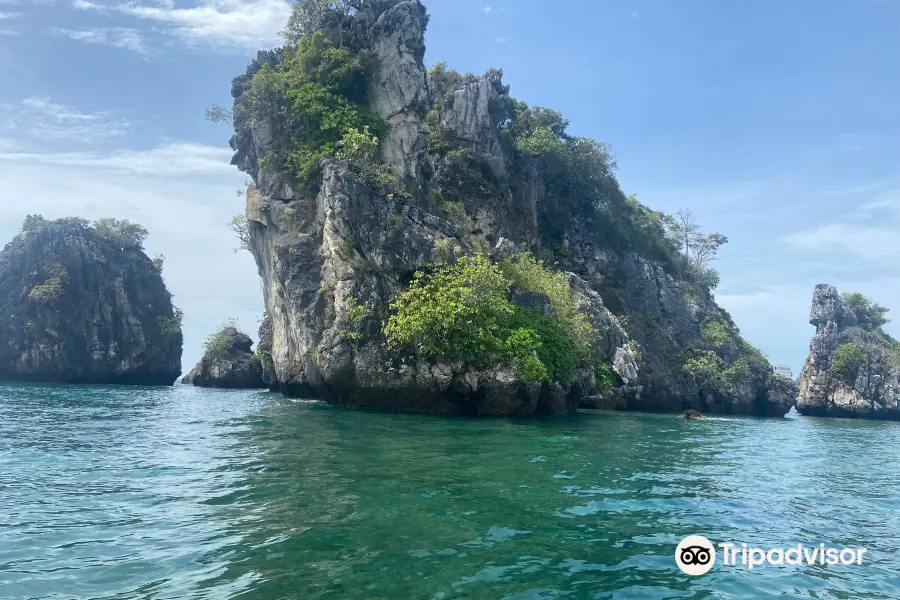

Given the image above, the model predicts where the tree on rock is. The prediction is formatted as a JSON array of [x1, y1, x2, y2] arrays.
[[842, 292, 890, 331]]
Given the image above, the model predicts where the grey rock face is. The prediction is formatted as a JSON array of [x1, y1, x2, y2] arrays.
[[361, 0, 429, 180], [442, 69, 509, 178], [797, 284, 900, 419], [0, 221, 182, 385], [256, 314, 279, 390], [182, 328, 267, 389]]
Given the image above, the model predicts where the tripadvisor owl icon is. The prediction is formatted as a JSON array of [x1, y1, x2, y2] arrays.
[[675, 535, 716, 575]]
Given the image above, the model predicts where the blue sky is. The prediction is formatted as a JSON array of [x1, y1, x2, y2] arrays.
[[1, 0, 899, 375]]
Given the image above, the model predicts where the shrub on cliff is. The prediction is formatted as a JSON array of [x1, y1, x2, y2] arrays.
[[243, 32, 386, 185], [91, 218, 149, 250], [21, 214, 49, 234], [383, 255, 598, 386], [829, 342, 866, 383], [842, 293, 890, 331], [203, 320, 240, 361]]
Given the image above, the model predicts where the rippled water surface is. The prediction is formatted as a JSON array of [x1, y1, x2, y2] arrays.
[[2, 383, 899, 599]]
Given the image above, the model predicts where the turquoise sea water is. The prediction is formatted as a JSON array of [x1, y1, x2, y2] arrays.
[[1, 383, 899, 599]]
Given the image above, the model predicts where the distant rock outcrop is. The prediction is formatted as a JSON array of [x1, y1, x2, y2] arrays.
[[182, 327, 267, 389], [796, 285, 900, 419], [0, 219, 183, 384]]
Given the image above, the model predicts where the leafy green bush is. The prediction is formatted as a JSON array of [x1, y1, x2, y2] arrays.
[[842, 293, 890, 331], [28, 264, 67, 302], [340, 296, 371, 342], [244, 33, 386, 186], [500, 253, 593, 353], [506, 309, 578, 386], [383, 255, 605, 386], [503, 327, 550, 383], [594, 361, 616, 394], [157, 308, 184, 336], [829, 342, 866, 382], [384, 256, 514, 368], [702, 318, 739, 353], [682, 350, 753, 392], [21, 214, 49, 234], [202, 320, 238, 361], [28, 278, 64, 301], [336, 126, 379, 161], [92, 218, 149, 250]]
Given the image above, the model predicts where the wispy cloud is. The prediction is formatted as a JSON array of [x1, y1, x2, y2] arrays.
[[0, 96, 132, 144], [782, 223, 900, 260], [781, 187, 900, 260], [0, 10, 22, 17], [494, 37, 507, 45], [54, 27, 150, 56], [74, 0, 290, 50], [0, 142, 236, 176]]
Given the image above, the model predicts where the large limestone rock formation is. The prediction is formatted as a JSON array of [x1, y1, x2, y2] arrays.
[[182, 328, 267, 389], [0, 220, 183, 385], [796, 284, 900, 419], [226, 0, 792, 416]]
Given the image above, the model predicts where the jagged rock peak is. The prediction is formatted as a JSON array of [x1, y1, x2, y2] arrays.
[[809, 284, 857, 330], [0, 219, 183, 385]]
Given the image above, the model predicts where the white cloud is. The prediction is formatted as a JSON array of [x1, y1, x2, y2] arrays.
[[494, 37, 506, 44], [782, 223, 900, 260], [0, 142, 236, 176], [781, 189, 900, 260], [0, 27, 17, 35], [0, 144, 259, 373], [482, 5, 493, 13], [0, 11, 21, 17], [1, 96, 132, 144], [54, 27, 150, 56], [75, 0, 290, 50]]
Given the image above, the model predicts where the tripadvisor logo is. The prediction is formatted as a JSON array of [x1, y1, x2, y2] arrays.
[[675, 535, 716, 575], [675, 535, 868, 576]]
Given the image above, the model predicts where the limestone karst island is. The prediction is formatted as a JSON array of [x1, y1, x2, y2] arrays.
[[2, 1, 900, 598]]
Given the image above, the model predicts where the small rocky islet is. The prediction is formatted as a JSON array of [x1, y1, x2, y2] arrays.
[[0, 217, 183, 385], [0, 0, 897, 421]]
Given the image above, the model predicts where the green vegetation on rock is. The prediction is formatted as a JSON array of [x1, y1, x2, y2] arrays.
[[202, 320, 238, 361], [842, 293, 890, 331], [28, 264, 67, 302], [91, 218, 149, 250], [828, 342, 867, 383], [383, 255, 605, 386], [243, 32, 386, 185], [681, 314, 769, 392], [21, 214, 50, 234]]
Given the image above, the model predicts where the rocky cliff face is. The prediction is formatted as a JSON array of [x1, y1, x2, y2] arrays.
[[182, 327, 267, 389], [228, 0, 793, 416], [796, 285, 900, 419], [0, 220, 183, 385]]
